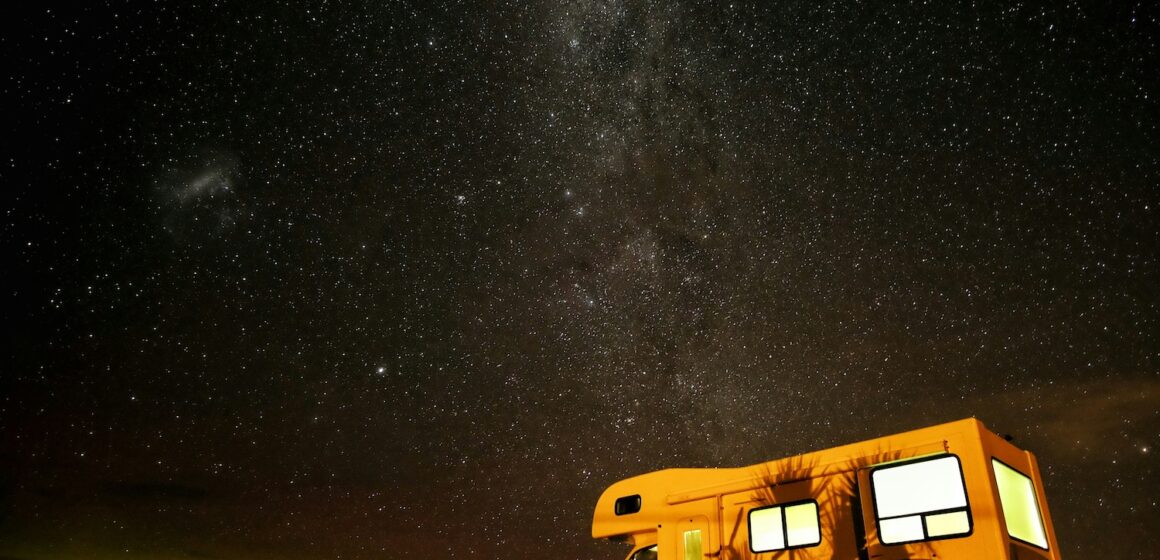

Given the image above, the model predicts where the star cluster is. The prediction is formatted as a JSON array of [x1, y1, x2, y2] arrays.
[[2, 1, 1157, 559]]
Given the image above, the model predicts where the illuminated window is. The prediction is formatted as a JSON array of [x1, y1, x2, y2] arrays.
[[683, 529, 702, 560], [748, 500, 821, 552], [870, 455, 972, 545], [993, 459, 1049, 549]]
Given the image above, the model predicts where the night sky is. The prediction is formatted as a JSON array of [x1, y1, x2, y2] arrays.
[[2, 1, 1158, 559]]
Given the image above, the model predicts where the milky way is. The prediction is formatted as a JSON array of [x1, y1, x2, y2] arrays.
[[2, 2, 1157, 559]]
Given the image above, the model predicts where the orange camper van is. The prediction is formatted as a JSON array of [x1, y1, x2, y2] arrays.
[[593, 418, 1060, 560]]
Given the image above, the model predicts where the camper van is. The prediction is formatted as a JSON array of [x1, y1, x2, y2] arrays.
[[592, 418, 1060, 560]]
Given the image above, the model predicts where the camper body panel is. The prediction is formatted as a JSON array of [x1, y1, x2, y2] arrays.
[[594, 419, 1061, 560], [978, 428, 1062, 560], [720, 471, 864, 559], [594, 468, 745, 544], [856, 423, 1002, 560]]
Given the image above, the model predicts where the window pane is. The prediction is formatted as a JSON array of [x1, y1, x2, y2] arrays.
[[872, 456, 968, 518], [993, 460, 1049, 549], [749, 507, 786, 551], [630, 546, 658, 560], [879, 515, 924, 544], [785, 502, 821, 547], [925, 510, 971, 537], [615, 495, 642, 516], [683, 529, 703, 560]]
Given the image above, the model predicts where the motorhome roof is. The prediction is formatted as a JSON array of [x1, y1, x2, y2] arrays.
[[592, 418, 991, 540]]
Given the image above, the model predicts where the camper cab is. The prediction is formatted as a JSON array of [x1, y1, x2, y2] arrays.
[[593, 418, 1060, 560]]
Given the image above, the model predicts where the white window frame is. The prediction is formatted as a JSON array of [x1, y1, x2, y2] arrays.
[[992, 458, 1050, 550], [747, 499, 822, 553], [869, 454, 974, 545]]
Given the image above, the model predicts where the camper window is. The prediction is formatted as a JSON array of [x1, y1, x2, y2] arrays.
[[870, 454, 973, 545], [629, 545, 657, 560], [992, 459, 1049, 550], [683, 530, 703, 560], [615, 495, 642, 516], [748, 499, 821, 552]]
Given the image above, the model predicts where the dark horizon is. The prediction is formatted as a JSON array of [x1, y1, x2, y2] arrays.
[[2, 2, 1157, 559]]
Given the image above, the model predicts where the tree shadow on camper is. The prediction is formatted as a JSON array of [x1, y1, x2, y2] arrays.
[[717, 448, 937, 560]]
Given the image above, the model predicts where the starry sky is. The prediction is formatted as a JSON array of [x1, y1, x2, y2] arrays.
[[1, 1, 1158, 559]]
